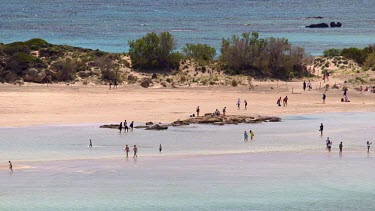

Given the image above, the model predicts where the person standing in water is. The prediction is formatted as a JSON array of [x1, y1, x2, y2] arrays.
[[9, 161, 13, 171], [249, 130, 254, 140], [124, 120, 129, 132], [159, 144, 162, 153], [133, 145, 138, 158], [89, 139, 92, 147], [237, 98, 241, 109], [244, 100, 248, 110], [124, 145, 130, 158], [367, 141, 372, 153], [319, 123, 324, 135], [339, 142, 343, 155], [196, 106, 200, 117], [326, 137, 330, 148], [244, 131, 248, 142], [119, 122, 123, 132], [328, 140, 332, 152], [129, 121, 134, 131]]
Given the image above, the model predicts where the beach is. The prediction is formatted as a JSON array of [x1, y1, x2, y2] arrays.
[[1, 81, 375, 127]]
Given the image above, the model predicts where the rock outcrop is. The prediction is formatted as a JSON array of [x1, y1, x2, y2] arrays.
[[305, 23, 329, 28], [24, 68, 46, 83], [171, 114, 281, 126], [101, 115, 281, 131], [330, 22, 342, 27]]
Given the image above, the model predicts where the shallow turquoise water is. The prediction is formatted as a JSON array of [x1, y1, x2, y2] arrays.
[[1, 0, 375, 55], [1, 113, 375, 210]]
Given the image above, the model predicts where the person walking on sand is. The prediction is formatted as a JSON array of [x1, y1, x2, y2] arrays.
[[277, 97, 281, 107], [237, 98, 241, 109], [114, 80, 118, 89], [308, 80, 312, 91], [9, 161, 13, 171], [244, 100, 248, 110], [119, 122, 123, 132], [196, 106, 200, 117], [339, 142, 343, 155], [89, 139, 92, 147], [124, 144, 130, 158], [109, 81, 112, 90], [133, 145, 138, 158], [319, 123, 324, 135], [249, 130, 254, 140], [283, 96, 288, 107], [223, 107, 226, 116], [130, 121, 134, 131], [322, 93, 326, 104], [303, 81, 306, 91], [244, 131, 248, 142], [159, 144, 162, 153], [367, 141, 372, 153], [124, 120, 129, 132]]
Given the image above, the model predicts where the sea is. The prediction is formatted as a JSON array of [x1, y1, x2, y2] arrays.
[[1, 112, 375, 210], [1, 0, 375, 55]]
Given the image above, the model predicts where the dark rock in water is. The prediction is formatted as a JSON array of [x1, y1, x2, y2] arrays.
[[305, 23, 329, 28], [134, 125, 149, 129], [100, 124, 120, 129], [171, 120, 190, 126], [330, 22, 342, 27], [145, 124, 168, 130], [146, 121, 153, 126], [306, 16, 323, 19]]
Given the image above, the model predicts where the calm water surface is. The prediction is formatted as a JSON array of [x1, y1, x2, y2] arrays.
[[0, 112, 375, 210], [1, 0, 375, 55]]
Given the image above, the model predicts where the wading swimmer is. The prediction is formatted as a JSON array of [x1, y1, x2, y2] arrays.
[[89, 139, 92, 147], [119, 122, 123, 132], [124, 145, 130, 158], [319, 123, 324, 136], [244, 131, 248, 142], [367, 141, 372, 153], [159, 144, 162, 153], [9, 161, 13, 171], [133, 145, 138, 158], [250, 130, 254, 140], [339, 142, 343, 155]]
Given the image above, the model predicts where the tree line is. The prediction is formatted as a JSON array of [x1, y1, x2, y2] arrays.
[[128, 32, 311, 79]]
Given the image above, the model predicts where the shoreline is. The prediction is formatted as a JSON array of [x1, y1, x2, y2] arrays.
[[1, 149, 373, 169], [1, 82, 375, 127]]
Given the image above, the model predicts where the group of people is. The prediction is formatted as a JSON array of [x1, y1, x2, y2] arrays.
[[276, 96, 288, 107], [119, 120, 134, 132], [322, 124, 372, 154], [196, 106, 228, 117], [236, 99, 248, 110], [244, 130, 255, 141], [109, 81, 118, 90], [303, 80, 312, 91]]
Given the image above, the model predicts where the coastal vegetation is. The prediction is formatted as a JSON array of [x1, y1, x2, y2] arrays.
[[1, 35, 374, 86]]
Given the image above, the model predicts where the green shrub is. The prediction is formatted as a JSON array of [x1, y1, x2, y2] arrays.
[[24, 38, 50, 50], [323, 48, 342, 57], [6, 52, 37, 74], [128, 32, 181, 69], [4, 42, 30, 56], [182, 43, 216, 61]]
